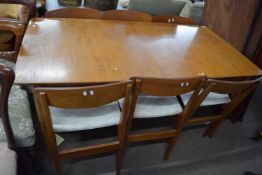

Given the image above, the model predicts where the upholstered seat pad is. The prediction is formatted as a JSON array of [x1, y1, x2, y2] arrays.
[[0, 4, 19, 19], [120, 96, 182, 118], [181, 92, 231, 106], [0, 4, 19, 44], [128, 0, 186, 15], [49, 102, 121, 132], [0, 59, 15, 70], [0, 86, 35, 147], [179, 1, 205, 24], [0, 142, 17, 175]]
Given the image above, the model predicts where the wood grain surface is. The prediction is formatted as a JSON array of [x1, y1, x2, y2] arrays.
[[202, 0, 260, 51], [15, 18, 262, 85]]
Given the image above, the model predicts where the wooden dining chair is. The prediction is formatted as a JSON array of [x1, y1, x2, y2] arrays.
[[0, 0, 36, 62], [0, 64, 17, 175], [45, 7, 103, 19], [152, 15, 194, 25], [33, 81, 133, 175], [102, 10, 152, 22], [0, 19, 24, 62], [0, 62, 37, 173], [120, 76, 207, 160], [181, 78, 262, 138]]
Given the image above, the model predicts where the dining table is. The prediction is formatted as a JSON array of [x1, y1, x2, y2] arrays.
[[14, 18, 262, 121], [15, 18, 262, 86]]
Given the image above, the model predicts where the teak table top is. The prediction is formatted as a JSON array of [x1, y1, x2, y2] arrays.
[[15, 18, 262, 85]]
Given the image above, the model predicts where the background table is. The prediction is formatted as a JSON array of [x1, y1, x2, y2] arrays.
[[15, 18, 262, 85]]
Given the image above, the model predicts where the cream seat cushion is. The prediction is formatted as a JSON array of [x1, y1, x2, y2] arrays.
[[119, 96, 182, 118], [181, 92, 231, 106], [49, 102, 121, 132]]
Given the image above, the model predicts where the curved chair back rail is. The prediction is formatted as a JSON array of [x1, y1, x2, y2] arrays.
[[0, 0, 36, 19], [152, 15, 194, 25], [132, 76, 206, 96], [205, 78, 262, 95], [102, 10, 152, 22], [33, 80, 134, 175], [0, 64, 15, 149], [45, 7, 103, 19]]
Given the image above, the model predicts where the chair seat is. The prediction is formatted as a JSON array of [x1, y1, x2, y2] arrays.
[[0, 142, 17, 175], [120, 96, 182, 118], [0, 86, 35, 147], [49, 102, 121, 132], [0, 59, 15, 70], [181, 92, 231, 106]]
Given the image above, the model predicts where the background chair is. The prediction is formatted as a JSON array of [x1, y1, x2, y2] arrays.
[[128, 0, 205, 24], [121, 76, 206, 160], [0, 0, 36, 62], [0, 19, 24, 62], [181, 78, 262, 138], [0, 61, 36, 173], [0, 66, 17, 175], [102, 10, 152, 22], [0, 64, 17, 175], [45, 7, 103, 19], [152, 14, 194, 25], [33, 81, 133, 175]]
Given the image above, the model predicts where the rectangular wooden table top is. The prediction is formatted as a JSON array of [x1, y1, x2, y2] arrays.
[[15, 18, 262, 85]]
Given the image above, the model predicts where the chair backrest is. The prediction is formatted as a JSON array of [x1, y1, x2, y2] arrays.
[[0, 64, 15, 149], [203, 78, 262, 117], [45, 7, 103, 19], [132, 76, 206, 96], [152, 15, 194, 25], [35, 81, 133, 109], [102, 10, 152, 22]]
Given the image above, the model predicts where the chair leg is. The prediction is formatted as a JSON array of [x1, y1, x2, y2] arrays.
[[28, 145, 41, 173], [116, 149, 124, 175], [53, 156, 62, 175], [163, 135, 178, 161], [16, 146, 40, 174], [204, 120, 223, 138]]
